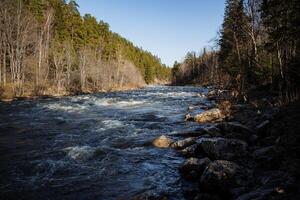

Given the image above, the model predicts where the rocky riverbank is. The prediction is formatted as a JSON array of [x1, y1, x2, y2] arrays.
[[152, 88, 300, 200], [0, 84, 146, 102]]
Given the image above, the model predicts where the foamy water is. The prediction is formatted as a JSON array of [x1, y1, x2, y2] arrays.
[[0, 86, 210, 199]]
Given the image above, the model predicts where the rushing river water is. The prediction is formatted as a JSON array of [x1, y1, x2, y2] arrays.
[[0, 86, 211, 200]]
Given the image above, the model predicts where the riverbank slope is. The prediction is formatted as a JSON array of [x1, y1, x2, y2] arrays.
[[152, 87, 300, 200]]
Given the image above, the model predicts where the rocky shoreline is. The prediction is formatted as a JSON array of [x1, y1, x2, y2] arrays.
[[151, 88, 300, 200]]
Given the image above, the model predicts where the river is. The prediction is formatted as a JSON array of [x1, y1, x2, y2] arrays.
[[0, 86, 211, 200]]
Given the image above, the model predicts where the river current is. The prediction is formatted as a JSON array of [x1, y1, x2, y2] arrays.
[[0, 86, 211, 200]]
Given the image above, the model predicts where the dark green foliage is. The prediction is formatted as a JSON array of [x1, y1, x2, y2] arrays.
[[261, 0, 300, 99], [172, 50, 220, 86], [219, 0, 249, 91], [0, 0, 171, 98], [32, 0, 170, 82], [173, 0, 299, 102]]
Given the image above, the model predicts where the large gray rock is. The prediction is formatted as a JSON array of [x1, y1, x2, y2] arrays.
[[197, 137, 248, 160], [200, 160, 240, 190], [171, 137, 196, 150], [152, 135, 173, 148], [194, 108, 225, 123], [179, 157, 211, 180]]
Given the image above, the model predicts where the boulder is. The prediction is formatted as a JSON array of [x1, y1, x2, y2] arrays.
[[194, 108, 225, 123], [171, 137, 196, 150], [216, 122, 256, 142], [217, 122, 254, 135], [175, 127, 209, 137], [152, 135, 173, 148], [197, 137, 248, 160], [200, 160, 241, 192], [179, 157, 211, 180], [180, 143, 203, 157], [205, 126, 222, 137]]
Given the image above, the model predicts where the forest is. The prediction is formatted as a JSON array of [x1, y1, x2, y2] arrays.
[[172, 0, 300, 103], [1, 1, 300, 199], [0, 0, 171, 99]]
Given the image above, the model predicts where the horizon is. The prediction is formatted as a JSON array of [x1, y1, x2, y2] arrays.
[[76, 0, 226, 66]]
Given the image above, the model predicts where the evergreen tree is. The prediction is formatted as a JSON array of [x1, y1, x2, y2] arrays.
[[219, 0, 248, 92]]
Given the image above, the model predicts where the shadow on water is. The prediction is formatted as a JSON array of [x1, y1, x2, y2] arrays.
[[0, 86, 209, 200]]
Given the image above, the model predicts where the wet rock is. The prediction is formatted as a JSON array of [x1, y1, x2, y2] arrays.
[[200, 160, 241, 193], [197, 137, 248, 160], [180, 143, 203, 157], [152, 135, 174, 148], [216, 122, 256, 142], [179, 157, 211, 180], [208, 90, 217, 96], [171, 137, 196, 150], [205, 126, 222, 137], [194, 108, 225, 123], [185, 114, 194, 121], [188, 106, 195, 110], [175, 127, 209, 137], [207, 90, 217, 100], [65, 146, 96, 160], [217, 122, 254, 135]]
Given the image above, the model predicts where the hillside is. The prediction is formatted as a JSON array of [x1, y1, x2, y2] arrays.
[[0, 0, 170, 99]]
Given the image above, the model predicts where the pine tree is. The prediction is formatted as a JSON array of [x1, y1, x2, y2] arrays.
[[219, 0, 248, 92]]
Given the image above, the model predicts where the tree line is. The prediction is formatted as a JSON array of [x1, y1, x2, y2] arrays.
[[0, 0, 170, 98], [172, 0, 300, 102]]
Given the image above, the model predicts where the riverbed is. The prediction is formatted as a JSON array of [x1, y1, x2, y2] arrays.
[[0, 86, 210, 199]]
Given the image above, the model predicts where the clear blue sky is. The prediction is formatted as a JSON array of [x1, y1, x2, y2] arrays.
[[76, 0, 226, 66]]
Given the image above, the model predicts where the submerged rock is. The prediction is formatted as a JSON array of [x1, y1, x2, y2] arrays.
[[64, 146, 96, 161], [197, 137, 248, 160], [152, 135, 174, 148], [171, 137, 196, 150], [179, 157, 211, 180], [194, 108, 225, 123]]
